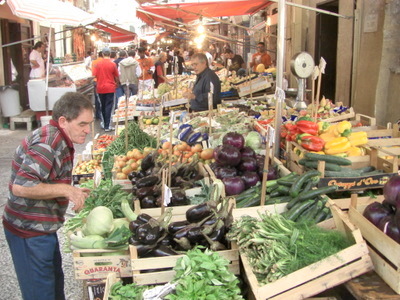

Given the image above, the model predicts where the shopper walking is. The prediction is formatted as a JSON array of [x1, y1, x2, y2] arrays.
[[119, 49, 142, 97], [3, 92, 93, 300], [153, 52, 169, 88], [93, 47, 119, 131], [137, 47, 155, 92], [91, 51, 104, 120]]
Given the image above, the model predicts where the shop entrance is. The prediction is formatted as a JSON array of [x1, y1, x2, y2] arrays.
[[315, 0, 338, 102]]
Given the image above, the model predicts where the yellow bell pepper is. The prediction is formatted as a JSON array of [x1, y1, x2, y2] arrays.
[[347, 131, 368, 147], [326, 124, 340, 137], [333, 152, 349, 157], [346, 146, 364, 157], [319, 132, 337, 143], [310, 151, 325, 155], [336, 121, 352, 137], [324, 137, 352, 155]]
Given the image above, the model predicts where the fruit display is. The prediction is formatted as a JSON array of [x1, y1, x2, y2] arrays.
[[73, 158, 102, 175], [112, 147, 155, 180], [282, 119, 368, 157]]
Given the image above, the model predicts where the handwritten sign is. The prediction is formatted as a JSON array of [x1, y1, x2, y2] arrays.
[[318, 173, 397, 191]]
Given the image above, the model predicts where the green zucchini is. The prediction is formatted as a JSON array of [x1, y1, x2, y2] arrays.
[[289, 170, 321, 198], [298, 200, 325, 222], [285, 200, 316, 221], [276, 180, 296, 187], [324, 170, 362, 177], [265, 196, 293, 205], [305, 152, 352, 166], [354, 166, 376, 173], [314, 207, 331, 223], [297, 185, 338, 201], [236, 193, 261, 208], [304, 160, 342, 172]]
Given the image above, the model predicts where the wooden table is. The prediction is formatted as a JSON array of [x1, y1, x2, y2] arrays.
[[345, 271, 400, 300]]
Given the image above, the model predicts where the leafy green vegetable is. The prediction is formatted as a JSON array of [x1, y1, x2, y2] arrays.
[[188, 179, 211, 205], [245, 131, 262, 151], [227, 212, 352, 285], [108, 281, 147, 300], [106, 121, 157, 155], [166, 247, 243, 300], [64, 180, 130, 237]]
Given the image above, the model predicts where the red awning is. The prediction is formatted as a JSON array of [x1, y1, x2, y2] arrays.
[[92, 20, 136, 43], [136, 0, 272, 27]]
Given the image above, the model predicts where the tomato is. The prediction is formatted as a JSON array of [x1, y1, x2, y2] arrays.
[[191, 144, 203, 153], [162, 141, 172, 150], [200, 148, 214, 160]]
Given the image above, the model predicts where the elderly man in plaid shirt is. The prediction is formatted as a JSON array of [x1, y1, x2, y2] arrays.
[[3, 92, 93, 300]]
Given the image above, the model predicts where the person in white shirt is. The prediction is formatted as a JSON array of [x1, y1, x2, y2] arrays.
[[84, 51, 94, 70], [119, 50, 142, 97], [29, 42, 46, 79]]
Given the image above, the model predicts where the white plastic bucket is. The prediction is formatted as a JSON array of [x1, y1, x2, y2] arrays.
[[0, 87, 21, 117], [40, 115, 52, 127]]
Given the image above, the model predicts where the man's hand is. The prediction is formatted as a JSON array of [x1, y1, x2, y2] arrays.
[[66, 186, 90, 212]]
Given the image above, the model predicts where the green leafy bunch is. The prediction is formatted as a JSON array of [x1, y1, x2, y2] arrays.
[[166, 247, 243, 300]]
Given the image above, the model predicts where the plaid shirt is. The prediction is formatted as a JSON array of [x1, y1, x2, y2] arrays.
[[3, 120, 75, 237]]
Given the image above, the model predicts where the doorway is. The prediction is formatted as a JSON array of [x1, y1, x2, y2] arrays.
[[315, 0, 338, 102]]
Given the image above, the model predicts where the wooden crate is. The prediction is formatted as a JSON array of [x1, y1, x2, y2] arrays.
[[285, 141, 371, 173], [72, 248, 131, 280], [241, 202, 373, 300], [133, 201, 196, 222], [102, 272, 119, 300], [129, 243, 240, 285], [347, 195, 400, 294], [322, 107, 355, 123], [237, 77, 272, 97], [112, 161, 209, 192]]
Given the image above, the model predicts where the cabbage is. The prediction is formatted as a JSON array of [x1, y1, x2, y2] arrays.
[[85, 206, 114, 236], [245, 132, 262, 150]]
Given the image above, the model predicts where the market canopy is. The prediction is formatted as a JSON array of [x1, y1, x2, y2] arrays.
[[136, 0, 273, 27], [92, 20, 137, 43], [7, 0, 96, 26]]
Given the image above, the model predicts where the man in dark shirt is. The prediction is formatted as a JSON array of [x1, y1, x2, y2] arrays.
[[185, 53, 221, 112], [224, 49, 245, 73]]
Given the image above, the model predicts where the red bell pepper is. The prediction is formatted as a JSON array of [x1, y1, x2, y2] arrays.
[[296, 120, 318, 136], [300, 135, 325, 152]]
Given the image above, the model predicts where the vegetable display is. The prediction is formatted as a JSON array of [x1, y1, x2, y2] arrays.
[[129, 153, 205, 208], [165, 247, 243, 300], [363, 175, 400, 243], [106, 121, 157, 156], [227, 212, 352, 285], [128, 197, 233, 256], [210, 132, 276, 196]]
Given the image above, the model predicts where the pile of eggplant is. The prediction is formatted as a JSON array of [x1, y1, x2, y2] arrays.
[[128, 151, 204, 208], [128, 198, 234, 258]]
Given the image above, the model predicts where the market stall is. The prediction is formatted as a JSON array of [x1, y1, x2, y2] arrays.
[[28, 62, 94, 113]]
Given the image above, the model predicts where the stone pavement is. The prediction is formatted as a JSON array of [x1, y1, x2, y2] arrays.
[[0, 121, 104, 300]]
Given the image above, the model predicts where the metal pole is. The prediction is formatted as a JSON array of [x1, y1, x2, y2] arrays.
[[274, 0, 286, 157], [268, 0, 352, 19], [45, 25, 53, 115]]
